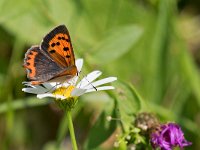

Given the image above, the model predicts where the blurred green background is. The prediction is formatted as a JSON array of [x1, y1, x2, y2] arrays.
[[0, 0, 200, 149]]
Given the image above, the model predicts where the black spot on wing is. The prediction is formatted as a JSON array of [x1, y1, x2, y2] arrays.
[[49, 50, 56, 53], [51, 43, 56, 47], [41, 25, 68, 50], [66, 55, 70, 58], [40, 25, 75, 68], [63, 47, 69, 51]]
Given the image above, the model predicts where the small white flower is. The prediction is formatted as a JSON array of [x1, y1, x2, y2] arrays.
[[22, 59, 117, 100], [114, 141, 119, 148], [106, 116, 112, 121]]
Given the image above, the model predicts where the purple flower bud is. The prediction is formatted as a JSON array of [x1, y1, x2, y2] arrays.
[[150, 123, 192, 150]]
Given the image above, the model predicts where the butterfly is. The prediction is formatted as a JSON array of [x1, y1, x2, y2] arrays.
[[23, 25, 78, 85]]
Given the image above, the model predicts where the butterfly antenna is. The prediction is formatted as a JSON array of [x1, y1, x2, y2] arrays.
[[62, 81, 71, 96], [78, 71, 97, 91], [44, 82, 60, 93]]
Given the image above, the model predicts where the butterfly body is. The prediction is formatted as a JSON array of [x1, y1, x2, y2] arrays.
[[23, 25, 77, 85]]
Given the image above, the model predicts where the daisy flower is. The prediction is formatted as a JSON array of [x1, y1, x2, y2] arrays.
[[22, 59, 117, 102]]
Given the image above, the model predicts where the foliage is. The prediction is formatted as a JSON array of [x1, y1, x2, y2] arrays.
[[0, 0, 199, 149]]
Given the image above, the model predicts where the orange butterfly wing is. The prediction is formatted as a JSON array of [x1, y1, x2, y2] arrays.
[[41, 25, 76, 68], [40, 25, 77, 80]]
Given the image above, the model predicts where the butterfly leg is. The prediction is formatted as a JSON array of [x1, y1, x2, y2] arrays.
[[44, 82, 60, 94], [77, 71, 97, 91]]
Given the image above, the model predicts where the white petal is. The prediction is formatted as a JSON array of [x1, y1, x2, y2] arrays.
[[75, 58, 83, 72], [22, 88, 41, 94], [85, 86, 115, 93], [44, 82, 57, 88], [22, 85, 48, 94], [37, 93, 67, 99], [84, 77, 117, 89], [54, 95, 67, 100], [77, 71, 102, 88], [62, 76, 79, 87], [37, 93, 54, 99], [45, 82, 70, 90], [23, 82, 53, 90], [71, 76, 79, 85], [34, 85, 47, 91], [71, 88, 86, 97], [62, 82, 71, 87]]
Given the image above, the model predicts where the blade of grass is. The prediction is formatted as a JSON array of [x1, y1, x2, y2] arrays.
[[0, 98, 52, 114], [172, 29, 200, 107], [146, 0, 170, 103], [3, 37, 25, 149]]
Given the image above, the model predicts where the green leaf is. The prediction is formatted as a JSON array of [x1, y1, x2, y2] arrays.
[[114, 81, 143, 131], [0, 0, 32, 23], [0, 0, 77, 44], [91, 25, 143, 65]]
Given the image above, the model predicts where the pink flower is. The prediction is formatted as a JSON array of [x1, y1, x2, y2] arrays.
[[151, 123, 192, 150]]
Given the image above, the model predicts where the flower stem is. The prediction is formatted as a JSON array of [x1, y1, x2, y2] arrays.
[[66, 110, 78, 150]]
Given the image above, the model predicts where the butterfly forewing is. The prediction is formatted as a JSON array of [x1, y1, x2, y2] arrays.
[[40, 25, 76, 68]]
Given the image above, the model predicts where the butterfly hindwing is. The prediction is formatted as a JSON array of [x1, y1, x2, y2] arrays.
[[40, 25, 76, 68], [23, 46, 65, 84]]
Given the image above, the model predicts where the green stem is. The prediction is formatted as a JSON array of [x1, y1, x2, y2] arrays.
[[66, 110, 78, 150]]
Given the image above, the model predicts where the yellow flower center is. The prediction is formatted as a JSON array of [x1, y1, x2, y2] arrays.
[[52, 85, 75, 98]]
